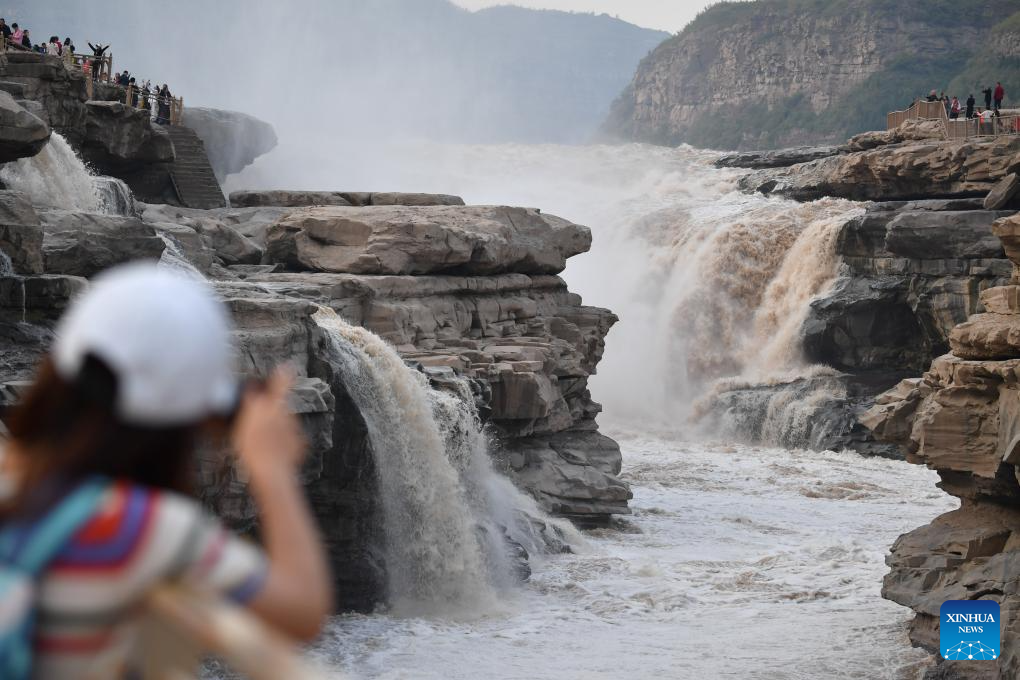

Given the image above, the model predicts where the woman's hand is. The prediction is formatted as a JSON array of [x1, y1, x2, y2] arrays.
[[230, 366, 332, 641], [231, 367, 307, 480]]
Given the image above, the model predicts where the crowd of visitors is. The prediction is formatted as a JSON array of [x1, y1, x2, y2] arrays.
[[924, 81, 1008, 121], [0, 17, 179, 126]]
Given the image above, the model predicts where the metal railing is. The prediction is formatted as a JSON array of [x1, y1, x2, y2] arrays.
[[1, 35, 184, 126], [888, 98, 1019, 141], [945, 114, 1020, 140], [886, 100, 948, 130], [123, 84, 184, 126]]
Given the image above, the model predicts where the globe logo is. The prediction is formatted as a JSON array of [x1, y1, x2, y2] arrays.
[[940, 600, 1000, 662]]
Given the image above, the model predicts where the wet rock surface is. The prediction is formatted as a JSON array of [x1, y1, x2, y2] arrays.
[[805, 204, 1012, 376], [714, 145, 842, 169], [0, 188, 627, 608], [864, 210, 1020, 678]]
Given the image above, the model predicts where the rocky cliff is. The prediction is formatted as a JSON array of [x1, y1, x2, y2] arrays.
[[602, 0, 1020, 150], [0, 188, 628, 609], [0, 52, 268, 209], [862, 213, 1020, 679], [0, 61, 628, 610]]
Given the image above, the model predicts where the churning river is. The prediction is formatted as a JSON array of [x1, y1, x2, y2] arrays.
[[232, 141, 959, 678], [312, 432, 952, 679]]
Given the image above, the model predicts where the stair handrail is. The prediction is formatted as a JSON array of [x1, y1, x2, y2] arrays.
[[120, 84, 184, 126]]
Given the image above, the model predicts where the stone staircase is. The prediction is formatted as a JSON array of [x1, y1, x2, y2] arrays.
[[166, 126, 226, 209]]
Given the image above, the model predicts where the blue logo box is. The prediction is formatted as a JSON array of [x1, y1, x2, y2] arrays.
[[940, 600, 1000, 661]]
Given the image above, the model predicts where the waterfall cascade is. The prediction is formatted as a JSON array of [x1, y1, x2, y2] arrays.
[[0, 250, 13, 277], [0, 247, 25, 324], [317, 142, 865, 445], [95, 176, 138, 216], [312, 308, 581, 616], [0, 133, 136, 216]]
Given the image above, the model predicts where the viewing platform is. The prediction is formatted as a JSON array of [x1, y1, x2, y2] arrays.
[[2, 35, 185, 126], [888, 99, 1020, 141]]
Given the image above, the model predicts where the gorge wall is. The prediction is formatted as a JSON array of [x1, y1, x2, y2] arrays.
[[712, 112, 1020, 675], [0, 59, 628, 611], [602, 0, 1020, 150], [863, 213, 1020, 679]]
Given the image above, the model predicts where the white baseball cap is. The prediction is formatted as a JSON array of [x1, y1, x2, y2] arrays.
[[52, 263, 238, 427]]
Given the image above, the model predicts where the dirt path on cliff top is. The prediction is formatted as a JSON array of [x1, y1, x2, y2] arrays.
[[306, 431, 955, 680]]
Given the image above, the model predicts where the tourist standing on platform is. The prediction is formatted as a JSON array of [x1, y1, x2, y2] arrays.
[[88, 42, 109, 81], [995, 82, 1005, 112], [950, 96, 961, 120], [984, 86, 993, 110], [0, 19, 11, 42], [157, 84, 172, 124], [966, 93, 976, 119]]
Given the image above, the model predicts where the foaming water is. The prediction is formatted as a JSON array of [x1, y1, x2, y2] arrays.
[[313, 308, 581, 616], [0, 134, 102, 212], [311, 433, 954, 679], [0, 134, 135, 216], [234, 141, 862, 433]]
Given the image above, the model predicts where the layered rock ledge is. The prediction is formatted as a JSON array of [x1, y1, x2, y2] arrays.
[[863, 212, 1020, 679], [0, 180, 628, 608], [742, 134, 1020, 204]]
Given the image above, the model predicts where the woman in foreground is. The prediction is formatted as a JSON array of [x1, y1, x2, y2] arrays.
[[0, 263, 332, 678]]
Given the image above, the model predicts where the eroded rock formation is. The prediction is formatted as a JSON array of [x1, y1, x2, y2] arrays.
[[264, 205, 591, 276], [742, 135, 1020, 203], [863, 212, 1020, 678], [182, 108, 278, 182], [602, 0, 1019, 150], [0, 178, 628, 607]]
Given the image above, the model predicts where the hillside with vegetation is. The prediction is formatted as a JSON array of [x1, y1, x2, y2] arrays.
[[602, 0, 1020, 150]]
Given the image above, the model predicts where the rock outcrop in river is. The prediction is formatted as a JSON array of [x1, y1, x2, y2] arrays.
[[863, 212, 1020, 678]]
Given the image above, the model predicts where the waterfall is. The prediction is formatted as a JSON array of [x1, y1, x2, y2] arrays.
[[0, 133, 135, 216], [427, 381, 582, 569], [95, 176, 138, 216], [0, 249, 25, 324], [157, 234, 204, 279], [312, 308, 581, 616], [307, 142, 866, 445], [0, 249, 13, 277]]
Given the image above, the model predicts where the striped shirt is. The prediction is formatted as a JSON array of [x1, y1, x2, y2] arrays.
[[31, 481, 267, 680]]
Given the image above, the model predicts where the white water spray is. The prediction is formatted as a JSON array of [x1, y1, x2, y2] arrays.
[[242, 142, 863, 441], [313, 308, 580, 616], [0, 134, 135, 216]]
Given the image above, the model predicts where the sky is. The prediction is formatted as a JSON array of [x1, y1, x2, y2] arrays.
[[451, 0, 721, 31]]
